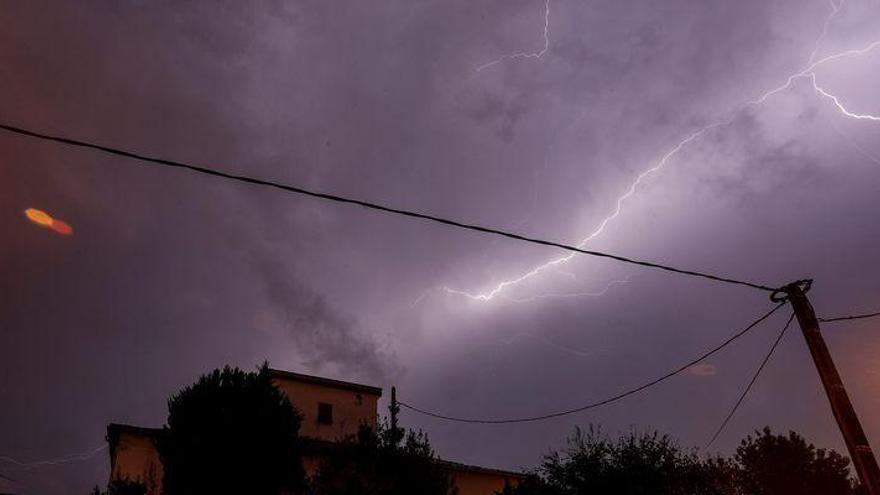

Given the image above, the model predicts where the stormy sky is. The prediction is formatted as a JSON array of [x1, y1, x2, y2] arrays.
[[2, 1, 880, 492]]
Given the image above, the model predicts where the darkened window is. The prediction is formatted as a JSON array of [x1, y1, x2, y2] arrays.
[[317, 403, 333, 425]]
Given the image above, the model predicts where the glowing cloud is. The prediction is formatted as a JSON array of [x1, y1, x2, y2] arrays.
[[444, 1, 880, 304]]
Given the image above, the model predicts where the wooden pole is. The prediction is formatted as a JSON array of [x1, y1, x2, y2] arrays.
[[786, 282, 880, 494]]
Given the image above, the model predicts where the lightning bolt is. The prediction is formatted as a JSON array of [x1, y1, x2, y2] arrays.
[[808, 0, 845, 65], [476, 0, 551, 72], [444, 3, 880, 303], [498, 275, 632, 303], [810, 73, 880, 121], [0, 445, 107, 470], [443, 272, 634, 303], [440, 123, 729, 302]]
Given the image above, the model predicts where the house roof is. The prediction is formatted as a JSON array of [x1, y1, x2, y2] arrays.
[[435, 459, 526, 480], [269, 369, 383, 397], [108, 423, 161, 439]]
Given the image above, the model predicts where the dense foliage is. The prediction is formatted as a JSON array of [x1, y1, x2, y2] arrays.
[[498, 426, 733, 495], [309, 420, 456, 495], [157, 364, 305, 495], [735, 427, 857, 495], [89, 479, 147, 495], [499, 426, 859, 495]]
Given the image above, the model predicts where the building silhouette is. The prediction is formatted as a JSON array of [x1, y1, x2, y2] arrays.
[[108, 369, 522, 495]]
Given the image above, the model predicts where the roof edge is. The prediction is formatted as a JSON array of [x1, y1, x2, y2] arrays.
[[268, 369, 382, 396], [107, 423, 162, 437], [436, 459, 527, 479]]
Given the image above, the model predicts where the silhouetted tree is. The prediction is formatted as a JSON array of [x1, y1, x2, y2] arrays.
[[310, 409, 456, 495], [495, 474, 553, 495], [499, 426, 734, 495], [157, 364, 305, 495], [735, 427, 858, 495]]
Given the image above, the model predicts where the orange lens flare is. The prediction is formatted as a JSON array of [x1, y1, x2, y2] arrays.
[[24, 208, 73, 236], [25, 208, 53, 227], [688, 363, 718, 376], [50, 220, 73, 235]]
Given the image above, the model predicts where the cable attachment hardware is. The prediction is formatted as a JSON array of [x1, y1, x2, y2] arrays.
[[769, 279, 813, 303]]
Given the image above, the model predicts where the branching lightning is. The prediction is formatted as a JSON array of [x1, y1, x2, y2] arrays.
[[0, 445, 107, 471], [440, 122, 728, 303], [476, 0, 551, 72], [444, 273, 634, 303], [809, 0, 845, 64], [445, 1, 880, 303], [499, 275, 633, 303], [810, 73, 880, 121]]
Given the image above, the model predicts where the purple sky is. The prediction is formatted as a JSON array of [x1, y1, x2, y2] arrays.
[[2, 1, 880, 493]]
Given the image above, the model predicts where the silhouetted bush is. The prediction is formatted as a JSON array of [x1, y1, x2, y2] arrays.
[[735, 427, 858, 495], [157, 364, 305, 495], [500, 426, 735, 495], [310, 420, 456, 495], [499, 425, 861, 495], [89, 479, 147, 495]]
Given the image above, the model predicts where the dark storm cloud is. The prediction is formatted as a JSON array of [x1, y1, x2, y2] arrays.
[[3, 0, 880, 493], [463, 89, 530, 141], [253, 253, 394, 382]]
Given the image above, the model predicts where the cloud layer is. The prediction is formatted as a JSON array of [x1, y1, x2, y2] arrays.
[[2, 1, 880, 492]]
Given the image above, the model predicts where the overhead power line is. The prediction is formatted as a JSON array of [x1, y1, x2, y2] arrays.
[[819, 311, 880, 323], [705, 311, 796, 449], [399, 302, 787, 424], [0, 122, 779, 293]]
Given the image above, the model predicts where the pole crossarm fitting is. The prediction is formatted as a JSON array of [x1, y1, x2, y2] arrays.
[[769, 278, 814, 303]]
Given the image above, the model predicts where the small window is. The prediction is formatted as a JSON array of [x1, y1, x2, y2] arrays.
[[355, 394, 363, 406], [317, 403, 333, 425]]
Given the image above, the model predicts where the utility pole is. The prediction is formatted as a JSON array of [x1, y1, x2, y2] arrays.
[[389, 386, 403, 446], [390, 386, 399, 433], [785, 281, 880, 494]]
